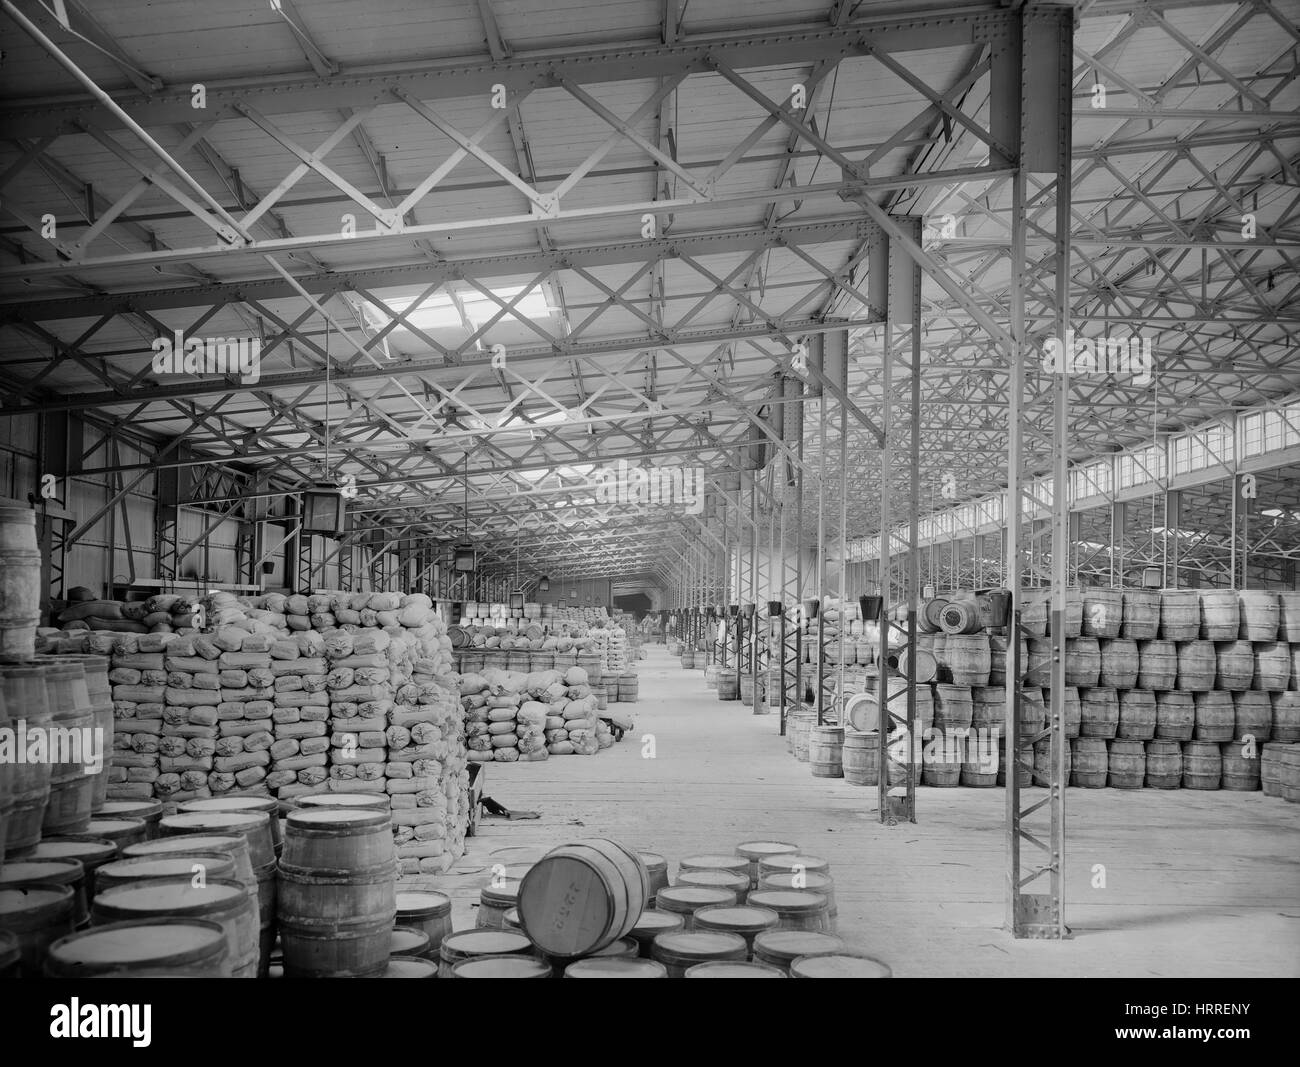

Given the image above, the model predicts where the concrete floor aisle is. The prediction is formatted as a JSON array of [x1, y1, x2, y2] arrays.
[[425, 645, 1300, 977]]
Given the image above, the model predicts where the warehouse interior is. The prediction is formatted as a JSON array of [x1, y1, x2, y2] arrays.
[[0, 0, 1297, 981]]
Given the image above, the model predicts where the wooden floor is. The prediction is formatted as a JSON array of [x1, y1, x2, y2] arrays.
[[420, 645, 1300, 977]]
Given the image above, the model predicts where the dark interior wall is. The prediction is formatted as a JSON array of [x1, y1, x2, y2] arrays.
[[613, 593, 652, 617], [531, 577, 612, 607]]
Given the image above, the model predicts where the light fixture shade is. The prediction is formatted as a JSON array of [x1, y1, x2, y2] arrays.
[[539, 575, 550, 591], [1141, 566, 1163, 588], [859, 594, 882, 621], [453, 546, 476, 572], [767, 600, 783, 618], [302, 488, 345, 535]]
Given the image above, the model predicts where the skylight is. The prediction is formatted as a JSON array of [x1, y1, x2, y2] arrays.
[[373, 285, 555, 333]]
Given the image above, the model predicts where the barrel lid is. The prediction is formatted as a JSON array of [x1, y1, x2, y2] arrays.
[[637, 851, 667, 869], [452, 955, 550, 979], [760, 871, 832, 892], [83, 818, 146, 835], [395, 890, 451, 918], [656, 886, 737, 909], [752, 930, 845, 962], [652, 931, 747, 961], [488, 845, 545, 862], [747, 889, 828, 914], [95, 800, 163, 819], [502, 908, 521, 930], [0, 884, 74, 916], [588, 936, 638, 959], [735, 840, 800, 860], [685, 961, 786, 978], [564, 957, 667, 978], [680, 853, 748, 872], [124, 834, 244, 860], [481, 879, 521, 906], [384, 956, 438, 978], [694, 905, 781, 934], [758, 853, 831, 874], [163, 811, 268, 832], [790, 953, 891, 979], [24, 839, 117, 865], [391, 927, 430, 955], [47, 919, 226, 967], [94, 879, 246, 916], [99, 857, 234, 883], [0, 859, 85, 889], [677, 870, 749, 894], [295, 794, 390, 810], [180, 797, 277, 815], [441, 930, 530, 958], [285, 808, 388, 829], [630, 910, 685, 937]]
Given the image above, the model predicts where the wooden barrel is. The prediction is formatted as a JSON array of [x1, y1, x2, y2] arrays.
[[1220, 743, 1260, 792], [1282, 747, 1300, 803], [438, 930, 533, 978], [637, 852, 669, 906], [922, 746, 961, 787], [0, 883, 75, 976], [123, 833, 258, 929], [841, 731, 879, 786], [1278, 593, 1300, 642], [1121, 589, 1161, 640], [295, 794, 390, 814], [1070, 738, 1108, 788], [1024, 639, 1052, 686], [1079, 687, 1119, 739], [1238, 590, 1279, 642], [1031, 738, 1071, 786], [808, 726, 845, 778], [45, 917, 231, 978], [94, 800, 163, 839], [751, 929, 845, 975], [21, 838, 116, 899], [943, 634, 990, 686], [655, 885, 737, 930], [1182, 740, 1222, 789], [791, 713, 815, 762], [1232, 691, 1271, 742], [1176, 640, 1216, 691], [1260, 743, 1291, 797], [937, 600, 982, 635], [1251, 643, 1290, 692], [1214, 641, 1254, 691], [1056, 686, 1082, 738], [756, 871, 836, 920], [1199, 591, 1240, 641], [986, 634, 1025, 687], [933, 685, 974, 731], [1155, 692, 1195, 741], [685, 960, 785, 978], [1116, 689, 1157, 740], [161, 811, 275, 871], [1159, 589, 1200, 641], [617, 675, 639, 703], [476, 880, 522, 930], [744, 889, 830, 933], [959, 738, 998, 786], [92, 877, 258, 977], [517, 838, 649, 958], [0, 508, 40, 659], [1098, 638, 1139, 689], [693, 904, 780, 956], [970, 686, 1006, 733], [680, 651, 696, 670], [1107, 739, 1145, 789], [1136, 639, 1177, 690], [1272, 693, 1300, 742], [40, 662, 95, 837], [395, 890, 452, 955], [1, 666, 53, 856], [1082, 587, 1123, 638], [897, 647, 938, 683], [0, 859, 88, 927], [789, 952, 892, 979], [180, 797, 283, 856], [1144, 740, 1183, 789], [1001, 739, 1034, 788], [1063, 637, 1101, 688], [450, 954, 552, 978], [1016, 686, 1046, 736], [628, 909, 685, 958], [716, 669, 740, 701], [277, 808, 396, 978], [676, 869, 749, 901], [734, 840, 800, 890], [651, 931, 747, 978], [1194, 691, 1235, 742]]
